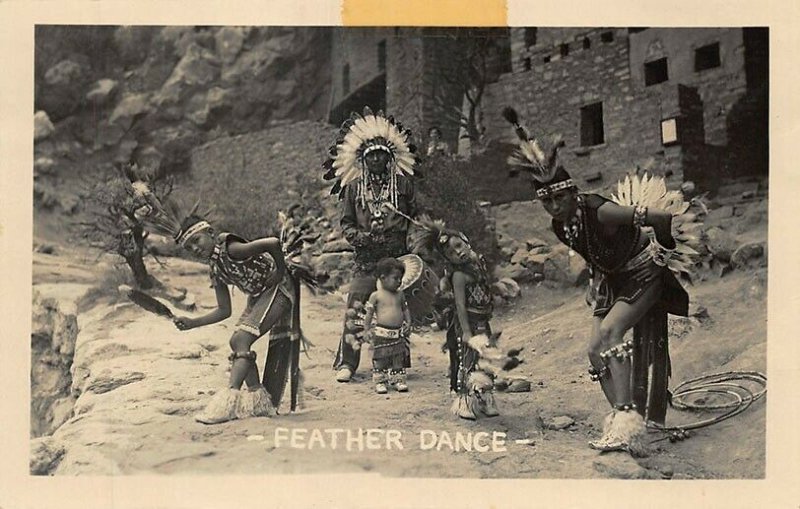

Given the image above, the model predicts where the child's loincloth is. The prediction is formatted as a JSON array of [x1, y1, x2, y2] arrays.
[[371, 324, 410, 371]]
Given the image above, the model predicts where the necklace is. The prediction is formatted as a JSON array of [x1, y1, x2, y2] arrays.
[[562, 207, 583, 258]]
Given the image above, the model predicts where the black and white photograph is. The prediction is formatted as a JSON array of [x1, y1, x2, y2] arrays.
[[27, 23, 769, 479], [3, 1, 799, 507]]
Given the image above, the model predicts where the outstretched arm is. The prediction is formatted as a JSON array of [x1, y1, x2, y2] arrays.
[[174, 281, 232, 330], [596, 201, 675, 248]]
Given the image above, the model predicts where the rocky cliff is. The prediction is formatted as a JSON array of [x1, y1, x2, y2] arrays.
[[34, 26, 332, 225]]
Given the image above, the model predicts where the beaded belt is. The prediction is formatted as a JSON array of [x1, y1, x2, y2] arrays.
[[373, 326, 402, 338]]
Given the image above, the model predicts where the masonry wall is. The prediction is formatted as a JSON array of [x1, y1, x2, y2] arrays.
[[629, 28, 748, 147], [485, 28, 678, 193], [330, 28, 392, 111]]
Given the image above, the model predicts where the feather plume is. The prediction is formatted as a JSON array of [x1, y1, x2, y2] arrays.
[[502, 106, 520, 127], [611, 172, 704, 280]]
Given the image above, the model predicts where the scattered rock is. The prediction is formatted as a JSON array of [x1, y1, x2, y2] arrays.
[[311, 252, 354, 274], [545, 415, 575, 430], [739, 271, 767, 300], [492, 278, 521, 300], [109, 93, 152, 129], [86, 371, 146, 394], [322, 239, 353, 253], [494, 263, 535, 284], [85, 79, 118, 105], [34, 156, 57, 176], [156, 43, 221, 107], [40, 59, 86, 119], [525, 236, 548, 250], [704, 227, 739, 263], [30, 436, 66, 475], [689, 304, 710, 321], [731, 241, 766, 270], [705, 205, 735, 225], [34, 243, 58, 255], [215, 26, 248, 65], [34, 111, 56, 141], [593, 455, 660, 479]]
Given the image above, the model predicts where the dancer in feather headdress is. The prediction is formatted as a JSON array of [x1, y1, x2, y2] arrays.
[[409, 216, 516, 420], [502, 107, 702, 456], [322, 106, 419, 383], [130, 179, 316, 424]]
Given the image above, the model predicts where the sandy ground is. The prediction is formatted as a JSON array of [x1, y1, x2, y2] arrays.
[[33, 243, 766, 479]]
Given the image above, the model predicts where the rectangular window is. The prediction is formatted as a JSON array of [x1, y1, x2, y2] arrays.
[[580, 102, 604, 147], [601, 31, 614, 43], [543, 55, 551, 64], [523, 57, 531, 71], [582, 37, 591, 49], [378, 40, 387, 72], [644, 58, 669, 86], [525, 28, 537, 47], [694, 42, 721, 72], [560, 43, 570, 57], [342, 63, 350, 95]]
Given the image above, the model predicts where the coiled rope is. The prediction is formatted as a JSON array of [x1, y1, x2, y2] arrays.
[[648, 371, 767, 443]]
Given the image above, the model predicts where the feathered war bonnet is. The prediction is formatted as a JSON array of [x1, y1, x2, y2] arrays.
[[501, 107, 573, 199], [322, 106, 418, 207]]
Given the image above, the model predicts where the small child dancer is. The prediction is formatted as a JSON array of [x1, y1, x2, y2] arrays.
[[362, 257, 412, 394]]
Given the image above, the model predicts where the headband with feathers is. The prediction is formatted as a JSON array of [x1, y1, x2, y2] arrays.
[[502, 107, 573, 198], [125, 177, 213, 246], [408, 214, 470, 257], [322, 106, 418, 203]]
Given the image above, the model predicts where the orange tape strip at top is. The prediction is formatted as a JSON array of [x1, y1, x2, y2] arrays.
[[342, 0, 508, 26]]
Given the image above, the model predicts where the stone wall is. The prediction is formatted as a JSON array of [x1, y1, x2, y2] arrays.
[[484, 28, 677, 193], [186, 120, 336, 239], [629, 28, 748, 147]]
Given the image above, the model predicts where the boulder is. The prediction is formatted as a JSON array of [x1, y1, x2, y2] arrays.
[[525, 236, 549, 250], [731, 241, 766, 270], [185, 87, 235, 126], [85, 79, 118, 106], [31, 293, 79, 437], [215, 26, 248, 65], [544, 415, 575, 430], [34, 111, 56, 141], [155, 43, 221, 107], [85, 371, 146, 395], [34, 156, 57, 176], [322, 239, 353, 253], [109, 93, 151, 129], [593, 455, 660, 479], [40, 59, 86, 119], [113, 26, 160, 67], [494, 262, 536, 284], [705, 204, 735, 226], [310, 252, 354, 275], [704, 227, 739, 263], [30, 436, 66, 475], [510, 247, 530, 266], [492, 277, 521, 300]]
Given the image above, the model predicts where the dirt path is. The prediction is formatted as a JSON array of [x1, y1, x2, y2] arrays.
[[34, 250, 766, 478]]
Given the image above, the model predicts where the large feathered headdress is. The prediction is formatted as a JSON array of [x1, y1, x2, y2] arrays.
[[502, 107, 572, 199], [322, 106, 418, 204]]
